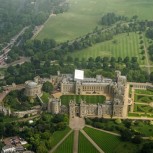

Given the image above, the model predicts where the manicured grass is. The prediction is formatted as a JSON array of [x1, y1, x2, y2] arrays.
[[67, 32, 145, 64], [51, 127, 71, 148], [78, 131, 99, 153], [53, 131, 74, 153], [84, 127, 139, 153], [134, 95, 153, 103], [134, 104, 153, 113], [41, 92, 50, 103], [135, 89, 153, 95], [128, 113, 153, 118], [37, 0, 153, 42], [60, 95, 106, 105]]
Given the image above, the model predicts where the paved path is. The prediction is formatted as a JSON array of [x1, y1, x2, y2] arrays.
[[86, 125, 120, 136], [69, 117, 85, 130], [73, 130, 79, 153], [130, 88, 135, 112], [122, 83, 129, 117], [49, 130, 73, 153], [80, 129, 104, 153], [134, 102, 149, 105]]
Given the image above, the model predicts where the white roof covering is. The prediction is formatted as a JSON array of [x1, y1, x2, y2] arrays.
[[26, 81, 37, 88], [74, 69, 84, 80]]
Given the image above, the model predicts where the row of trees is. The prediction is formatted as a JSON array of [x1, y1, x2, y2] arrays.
[[3, 54, 149, 86], [101, 13, 128, 26]]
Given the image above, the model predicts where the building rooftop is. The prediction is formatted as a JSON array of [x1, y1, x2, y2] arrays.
[[25, 81, 37, 88]]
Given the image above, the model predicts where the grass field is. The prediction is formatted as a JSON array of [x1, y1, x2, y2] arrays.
[[37, 0, 153, 42], [66, 32, 146, 64], [128, 113, 153, 118], [134, 95, 153, 103], [84, 127, 140, 153], [78, 132, 99, 153], [60, 95, 106, 105], [134, 104, 153, 113], [135, 89, 153, 95], [41, 92, 50, 103], [51, 127, 71, 148], [53, 131, 74, 153]]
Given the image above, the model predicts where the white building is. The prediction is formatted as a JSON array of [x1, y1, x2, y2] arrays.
[[1, 146, 16, 153]]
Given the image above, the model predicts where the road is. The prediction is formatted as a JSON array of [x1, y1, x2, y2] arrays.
[[73, 130, 79, 153], [0, 57, 30, 69], [0, 27, 29, 64]]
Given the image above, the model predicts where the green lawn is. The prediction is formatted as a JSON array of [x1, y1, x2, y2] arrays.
[[53, 131, 74, 153], [60, 95, 106, 105], [134, 104, 153, 113], [135, 89, 153, 95], [134, 95, 153, 103], [84, 127, 140, 153], [51, 127, 71, 148], [67, 32, 145, 64], [128, 113, 153, 118], [37, 0, 153, 42], [78, 131, 99, 153], [41, 92, 50, 103]]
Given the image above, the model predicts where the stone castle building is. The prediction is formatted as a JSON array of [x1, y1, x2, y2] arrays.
[[48, 98, 61, 114], [24, 79, 42, 98], [65, 71, 126, 117], [49, 71, 127, 118]]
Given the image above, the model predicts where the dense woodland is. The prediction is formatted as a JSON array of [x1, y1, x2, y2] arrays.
[[0, 0, 68, 47], [0, 113, 68, 152]]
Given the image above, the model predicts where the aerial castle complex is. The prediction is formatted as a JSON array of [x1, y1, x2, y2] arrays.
[[49, 70, 127, 118]]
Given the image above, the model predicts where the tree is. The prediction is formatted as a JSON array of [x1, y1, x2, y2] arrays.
[[115, 119, 122, 124], [36, 144, 48, 153], [120, 129, 133, 141], [140, 142, 153, 153], [150, 72, 153, 82], [132, 135, 142, 144], [42, 81, 53, 93]]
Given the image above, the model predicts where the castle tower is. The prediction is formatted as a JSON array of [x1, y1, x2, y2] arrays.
[[50, 98, 61, 114], [80, 100, 86, 118], [69, 100, 76, 118]]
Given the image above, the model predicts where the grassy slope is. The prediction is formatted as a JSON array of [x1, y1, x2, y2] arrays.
[[51, 127, 71, 147], [60, 95, 106, 105], [66, 32, 145, 64], [78, 131, 99, 153], [53, 131, 74, 153], [37, 0, 153, 42], [84, 127, 140, 153]]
